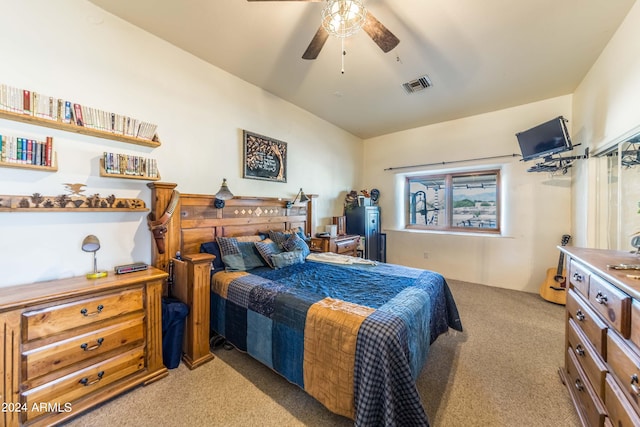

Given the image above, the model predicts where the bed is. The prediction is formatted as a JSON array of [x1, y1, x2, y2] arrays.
[[147, 183, 462, 426]]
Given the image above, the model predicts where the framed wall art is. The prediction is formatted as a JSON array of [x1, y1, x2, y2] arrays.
[[243, 130, 287, 183]]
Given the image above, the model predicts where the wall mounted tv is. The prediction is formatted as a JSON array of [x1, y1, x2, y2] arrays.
[[516, 116, 573, 161]]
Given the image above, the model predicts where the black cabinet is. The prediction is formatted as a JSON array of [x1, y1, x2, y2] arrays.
[[346, 206, 383, 261]]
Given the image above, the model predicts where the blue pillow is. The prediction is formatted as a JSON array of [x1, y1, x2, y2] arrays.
[[254, 240, 284, 268], [217, 236, 267, 271], [282, 233, 310, 258], [271, 250, 305, 269], [199, 241, 225, 274]]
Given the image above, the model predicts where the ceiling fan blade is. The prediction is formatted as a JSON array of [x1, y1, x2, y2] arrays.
[[362, 12, 400, 53], [302, 26, 329, 60]]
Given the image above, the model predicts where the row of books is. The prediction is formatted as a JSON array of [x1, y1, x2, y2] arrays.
[[0, 134, 54, 167], [0, 83, 159, 141], [103, 152, 159, 178]]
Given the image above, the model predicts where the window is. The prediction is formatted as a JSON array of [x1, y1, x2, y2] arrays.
[[406, 169, 500, 233]]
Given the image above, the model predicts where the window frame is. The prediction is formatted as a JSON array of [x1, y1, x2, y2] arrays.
[[405, 168, 501, 234]]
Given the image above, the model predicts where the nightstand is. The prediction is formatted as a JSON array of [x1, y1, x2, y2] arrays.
[[309, 234, 360, 257]]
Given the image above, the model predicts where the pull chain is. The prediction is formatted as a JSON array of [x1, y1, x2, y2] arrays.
[[341, 38, 345, 74]]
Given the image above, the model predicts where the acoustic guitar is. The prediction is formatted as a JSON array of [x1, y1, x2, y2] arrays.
[[539, 234, 571, 305]]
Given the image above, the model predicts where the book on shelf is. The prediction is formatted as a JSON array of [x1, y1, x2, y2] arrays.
[[0, 132, 53, 167], [1, 83, 159, 142], [103, 151, 158, 178]]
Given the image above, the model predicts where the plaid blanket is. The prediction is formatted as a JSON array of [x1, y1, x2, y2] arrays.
[[210, 261, 462, 426]]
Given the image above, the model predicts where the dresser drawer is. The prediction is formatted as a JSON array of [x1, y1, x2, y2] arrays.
[[23, 316, 145, 381], [568, 318, 608, 398], [566, 347, 608, 427], [567, 289, 608, 356], [589, 275, 631, 338], [629, 301, 640, 351], [21, 347, 146, 422], [335, 237, 359, 254], [23, 288, 144, 341], [607, 331, 640, 411], [605, 374, 640, 427], [570, 260, 591, 298]]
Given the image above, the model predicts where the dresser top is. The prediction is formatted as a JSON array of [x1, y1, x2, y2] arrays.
[[560, 246, 640, 300], [0, 267, 167, 312]]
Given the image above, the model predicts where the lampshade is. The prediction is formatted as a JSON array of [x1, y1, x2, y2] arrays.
[[215, 178, 234, 200], [81, 235, 101, 252], [286, 188, 310, 208], [214, 178, 234, 208], [82, 235, 107, 279], [321, 0, 367, 38]]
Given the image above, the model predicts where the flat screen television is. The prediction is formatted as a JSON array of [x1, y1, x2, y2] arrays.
[[516, 116, 572, 161]]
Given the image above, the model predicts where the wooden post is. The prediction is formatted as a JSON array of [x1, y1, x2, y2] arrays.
[[172, 253, 215, 369], [147, 182, 180, 273]]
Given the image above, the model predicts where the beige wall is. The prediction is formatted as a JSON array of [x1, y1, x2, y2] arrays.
[[0, 0, 361, 287], [363, 96, 574, 292], [571, 1, 640, 249]]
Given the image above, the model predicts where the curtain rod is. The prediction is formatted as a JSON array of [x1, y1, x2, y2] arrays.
[[384, 153, 521, 171]]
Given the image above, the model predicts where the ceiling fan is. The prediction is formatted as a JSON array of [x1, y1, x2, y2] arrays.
[[247, 0, 400, 60]]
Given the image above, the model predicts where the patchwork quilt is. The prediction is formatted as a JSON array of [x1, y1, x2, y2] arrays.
[[210, 260, 462, 426]]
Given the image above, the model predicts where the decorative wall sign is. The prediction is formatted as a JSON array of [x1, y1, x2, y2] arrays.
[[243, 130, 287, 183]]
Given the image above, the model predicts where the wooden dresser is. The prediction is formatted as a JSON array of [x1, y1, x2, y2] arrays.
[[559, 246, 640, 426], [309, 234, 360, 257], [0, 268, 168, 427]]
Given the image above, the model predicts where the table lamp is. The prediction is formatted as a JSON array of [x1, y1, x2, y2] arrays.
[[82, 235, 108, 279]]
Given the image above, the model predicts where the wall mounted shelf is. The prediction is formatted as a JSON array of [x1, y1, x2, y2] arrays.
[[0, 193, 147, 212], [0, 109, 160, 148], [0, 160, 57, 172]]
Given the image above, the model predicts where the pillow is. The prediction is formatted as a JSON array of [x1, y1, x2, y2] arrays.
[[271, 250, 305, 269], [282, 232, 310, 258], [199, 241, 225, 274], [269, 227, 307, 246], [234, 235, 264, 243], [254, 240, 284, 268], [216, 236, 267, 271]]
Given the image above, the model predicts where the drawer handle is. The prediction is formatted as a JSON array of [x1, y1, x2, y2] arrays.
[[80, 337, 104, 351], [80, 304, 104, 317], [574, 344, 585, 357], [631, 374, 640, 396], [79, 371, 104, 387], [573, 272, 583, 282], [575, 309, 585, 321], [595, 292, 608, 305], [574, 378, 584, 392]]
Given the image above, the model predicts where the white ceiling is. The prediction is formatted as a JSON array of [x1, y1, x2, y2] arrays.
[[87, 0, 636, 139]]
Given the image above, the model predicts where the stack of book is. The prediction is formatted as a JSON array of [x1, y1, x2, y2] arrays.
[[0, 134, 54, 167], [0, 83, 158, 141], [103, 152, 159, 178]]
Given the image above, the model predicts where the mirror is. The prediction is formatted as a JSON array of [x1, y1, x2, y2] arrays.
[[595, 134, 640, 251]]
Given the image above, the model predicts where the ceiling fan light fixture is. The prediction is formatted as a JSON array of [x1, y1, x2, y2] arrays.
[[322, 0, 367, 38]]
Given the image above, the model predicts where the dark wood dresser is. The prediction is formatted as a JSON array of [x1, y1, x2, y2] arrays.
[[559, 246, 640, 426], [309, 234, 360, 257]]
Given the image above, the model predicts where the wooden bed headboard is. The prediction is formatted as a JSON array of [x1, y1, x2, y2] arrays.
[[147, 182, 316, 272]]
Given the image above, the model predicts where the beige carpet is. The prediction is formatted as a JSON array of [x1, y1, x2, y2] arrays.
[[63, 279, 579, 427]]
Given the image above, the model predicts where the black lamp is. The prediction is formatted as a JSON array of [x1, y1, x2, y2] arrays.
[[82, 235, 108, 279], [214, 178, 234, 208], [286, 188, 310, 209]]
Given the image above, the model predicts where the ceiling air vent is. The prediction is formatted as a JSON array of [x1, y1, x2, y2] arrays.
[[402, 75, 433, 94]]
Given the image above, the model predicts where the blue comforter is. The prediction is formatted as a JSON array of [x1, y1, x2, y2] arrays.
[[210, 260, 462, 426]]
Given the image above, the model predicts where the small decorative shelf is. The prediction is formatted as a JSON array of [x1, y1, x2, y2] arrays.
[[0, 160, 57, 172], [0, 109, 160, 148], [0, 193, 147, 212], [99, 158, 161, 181]]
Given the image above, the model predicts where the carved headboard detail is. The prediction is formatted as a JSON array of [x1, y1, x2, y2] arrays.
[[147, 182, 315, 272]]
